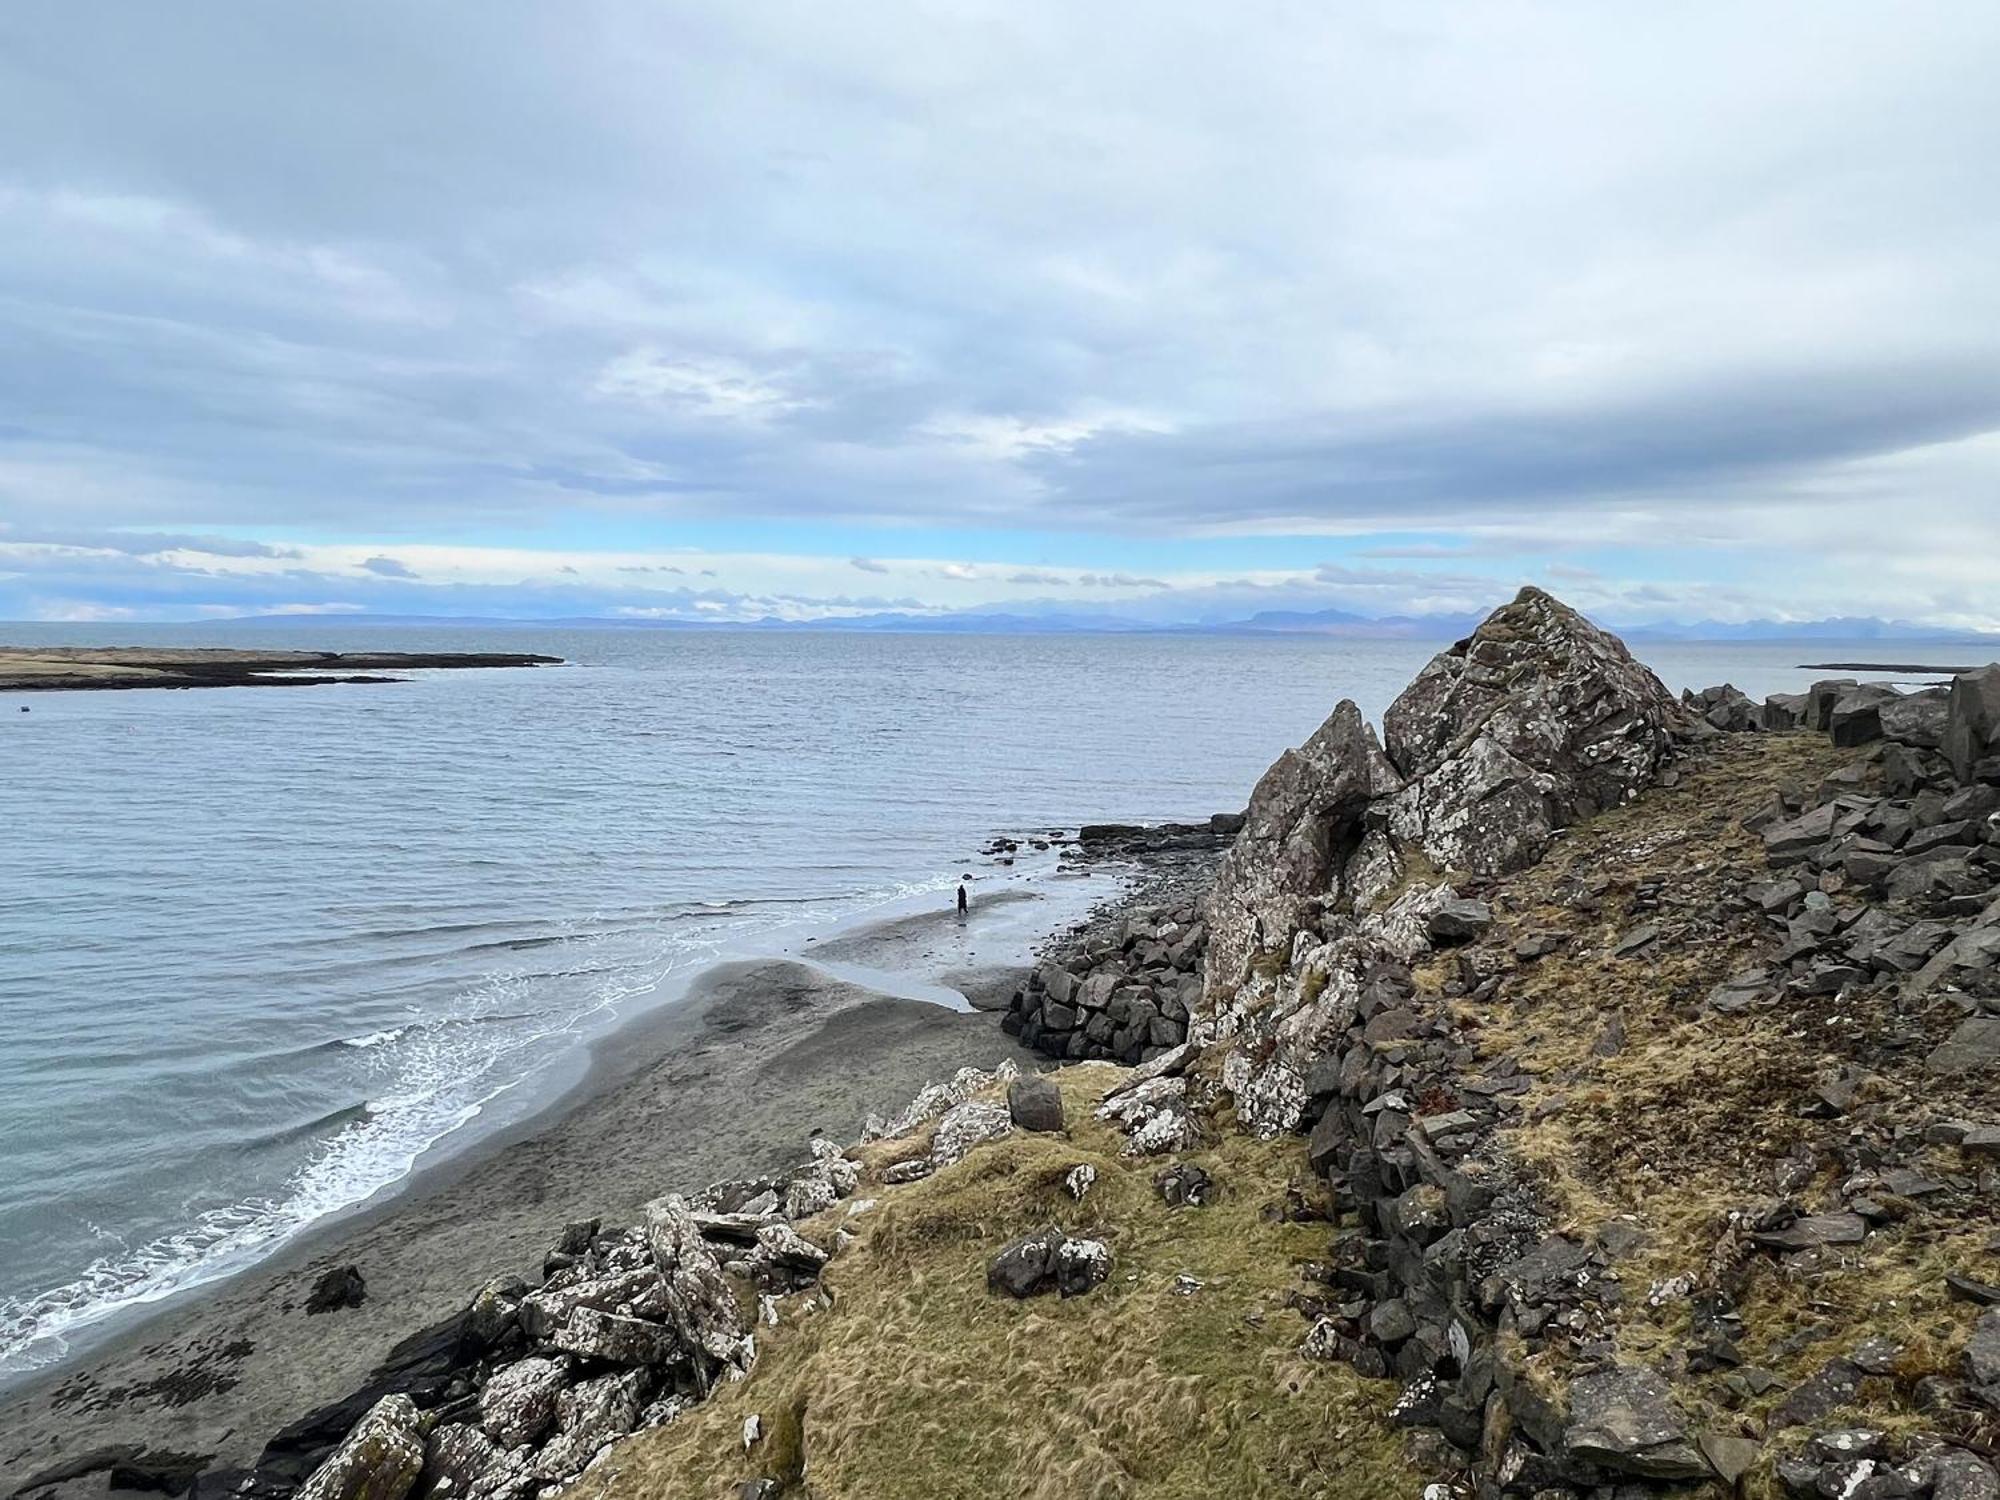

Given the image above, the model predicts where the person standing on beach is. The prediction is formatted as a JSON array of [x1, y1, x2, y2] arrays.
[[957, 882, 969, 916]]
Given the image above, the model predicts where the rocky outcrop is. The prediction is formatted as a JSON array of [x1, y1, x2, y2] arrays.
[[1377, 587, 1687, 881], [1204, 699, 1405, 994], [1192, 589, 1690, 1137]]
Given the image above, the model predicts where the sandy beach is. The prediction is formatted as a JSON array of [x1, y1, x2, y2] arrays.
[[0, 936, 1041, 1494]]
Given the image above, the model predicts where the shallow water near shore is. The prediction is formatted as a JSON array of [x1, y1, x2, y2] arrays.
[[0, 624, 1915, 1381]]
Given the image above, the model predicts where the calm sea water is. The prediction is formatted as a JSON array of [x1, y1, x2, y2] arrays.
[[0, 625, 1934, 1377]]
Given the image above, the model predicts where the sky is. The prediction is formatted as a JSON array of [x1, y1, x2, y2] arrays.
[[1, 2, 1997, 629]]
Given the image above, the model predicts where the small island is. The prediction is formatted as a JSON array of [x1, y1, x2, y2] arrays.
[[0, 646, 562, 692]]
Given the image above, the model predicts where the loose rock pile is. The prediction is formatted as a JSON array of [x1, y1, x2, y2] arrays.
[[1000, 900, 1207, 1064], [192, 1062, 1043, 1500]]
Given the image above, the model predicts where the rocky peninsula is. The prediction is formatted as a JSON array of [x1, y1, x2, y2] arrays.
[[0, 648, 561, 693], [10, 587, 2000, 1500]]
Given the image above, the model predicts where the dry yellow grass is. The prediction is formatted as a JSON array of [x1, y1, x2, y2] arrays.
[[570, 1066, 1406, 1500]]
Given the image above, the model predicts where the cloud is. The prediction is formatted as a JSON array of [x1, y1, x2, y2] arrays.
[[360, 555, 416, 578], [0, 3, 1994, 622], [848, 556, 890, 574]]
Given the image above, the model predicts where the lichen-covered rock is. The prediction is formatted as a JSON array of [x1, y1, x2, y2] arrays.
[[1202, 698, 1403, 998], [415, 1423, 531, 1500], [296, 1395, 426, 1500], [928, 1098, 1013, 1167], [477, 1356, 567, 1448], [1381, 587, 1686, 878], [643, 1194, 753, 1389], [530, 1370, 650, 1482], [986, 1226, 1111, 1299], [864, 1061, 1019, 1141]]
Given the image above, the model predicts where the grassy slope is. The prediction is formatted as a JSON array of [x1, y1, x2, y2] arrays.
[[571, 1065, 1406, 1500]]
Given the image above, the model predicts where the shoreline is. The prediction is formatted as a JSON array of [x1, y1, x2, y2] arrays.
[[0, 648, 562, 694], [0, 955, 1041, 1487], [0, 864, 1151, 1490]]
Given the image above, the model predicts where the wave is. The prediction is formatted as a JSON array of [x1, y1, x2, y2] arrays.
[[0, 863, 1010, 1379]]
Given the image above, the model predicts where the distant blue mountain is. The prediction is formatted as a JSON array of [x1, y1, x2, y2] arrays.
[[205, 608, 1999, 644]]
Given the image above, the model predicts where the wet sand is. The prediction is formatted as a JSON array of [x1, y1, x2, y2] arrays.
[[0, 952, 1036, 1492]]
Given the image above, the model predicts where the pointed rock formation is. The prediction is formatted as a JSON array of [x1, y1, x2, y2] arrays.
[[1202, 699, 1403, 998], [1379, 586, 1687, 878]]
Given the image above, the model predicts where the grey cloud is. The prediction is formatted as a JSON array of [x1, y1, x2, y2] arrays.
[[360, 555, 416, 577], [0, 1, 1995, 614], [849, 557, 890, 574]]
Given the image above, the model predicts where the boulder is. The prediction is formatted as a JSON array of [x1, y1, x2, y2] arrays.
[[1828, 684, 1903, 747], [305, 1265, 367, 1316], [1006, 1075, 1066, 1133], [1381, 588, 1686, 879], [1202, 699, 1403, 995], [1882, 687, 1951, 748], [1052, 1237, 1112, 1297], [987, 1226, 1111, 1299], [1561, 1366, 1708, 1480], [1153, 1162, 1213, 1207], [987, 1226, 1065, 1298], [295, 1396, 427, 1500], [1807, 679, 1860, 731], [478, 1357, 567, 1448], [1946, 666, 2000, 784], [1762, 692, 1808, 731], [1426, 898, 1493, 946], [415, 1425, 530, 1500]]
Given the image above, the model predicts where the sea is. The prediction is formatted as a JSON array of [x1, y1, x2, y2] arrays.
[[0, 624, 1942, 1381]]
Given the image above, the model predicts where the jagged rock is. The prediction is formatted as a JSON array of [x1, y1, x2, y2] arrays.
[[1967, 1308, 2000, 1389], [1561, 1365, 1708, 1480], [1753, 1212, 1868, 1253], [1381, 588, 1687, 879], [865, 1061, 1019, 1140], [478, 1356, 568, 1448], [929, 1098, 1013, 1167], [1829, 684, 1903, 747], [1883, 687, 1951, 748], [1946, 666, 2000, 785], [643, 1194, 752, 1388], [547, 1307, 673, 1366], [1006, 1075, 1066, 1133], [531, 1370, 649, 1482], [306, 1265, 367, 1316], [987, 1226, 1064, 1298], [752, 1223, 828, 1276], [464, 1276, 528, 1350], [1063, 1164, 1097, 1200], [295, 1396, 426, 1500], [415, 1424, 531, 1500], [1203, 698, 1404, 993], [1427, 898, 1493, 946], [1930, 1449, 2000, 1500]]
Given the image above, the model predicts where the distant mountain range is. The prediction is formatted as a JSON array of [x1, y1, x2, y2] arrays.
[[203, 608, 2000, 644]]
